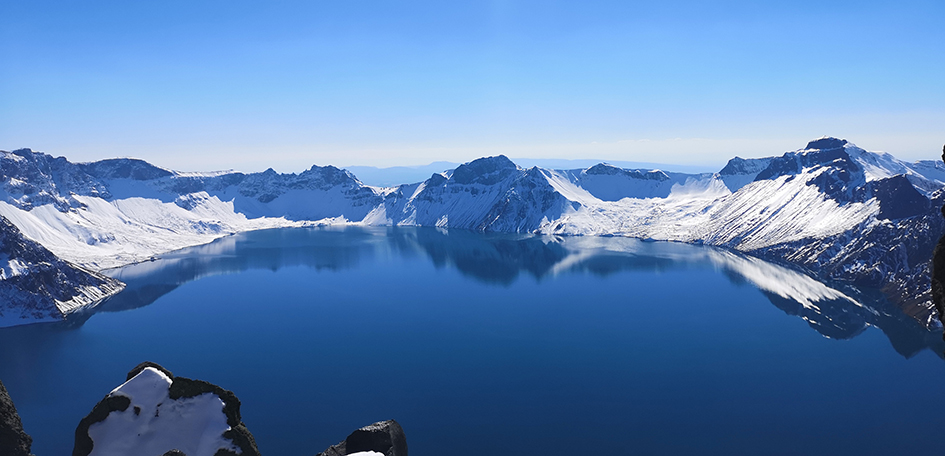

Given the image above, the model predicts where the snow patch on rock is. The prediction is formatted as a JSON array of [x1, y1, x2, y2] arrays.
[[87, 367, 239, 456]]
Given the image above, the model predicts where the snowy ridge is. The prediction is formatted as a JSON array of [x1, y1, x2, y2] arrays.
[[0, 137, 942, 328]]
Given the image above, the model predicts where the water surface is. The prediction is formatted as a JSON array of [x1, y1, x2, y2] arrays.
[[1, 226, 943, 455]]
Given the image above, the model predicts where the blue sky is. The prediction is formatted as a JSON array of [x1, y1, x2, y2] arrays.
[[1, 0, 942, 172]]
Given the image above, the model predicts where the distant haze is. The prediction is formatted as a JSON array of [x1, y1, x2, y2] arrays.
[[345, 158, 718, 187]]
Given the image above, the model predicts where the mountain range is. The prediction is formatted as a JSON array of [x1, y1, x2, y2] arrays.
[[1, 137, 942, 329]]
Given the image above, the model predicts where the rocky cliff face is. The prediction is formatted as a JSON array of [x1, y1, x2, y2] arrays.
[[753, 189, 944, 327], [0, 379, 32, 456], [0, 214, 124, 327]]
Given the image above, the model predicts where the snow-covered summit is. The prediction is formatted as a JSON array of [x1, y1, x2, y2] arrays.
[[379, 155, 575, 232], [751, 137, 940, 192]]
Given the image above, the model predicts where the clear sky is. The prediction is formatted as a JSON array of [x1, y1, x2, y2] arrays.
[[1, 0, 942, 172]]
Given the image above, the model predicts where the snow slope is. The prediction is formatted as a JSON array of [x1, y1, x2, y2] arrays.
[[0, 149, 376, 269]]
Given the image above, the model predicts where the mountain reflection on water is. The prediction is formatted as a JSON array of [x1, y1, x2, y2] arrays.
[[88, 226, 943, 359]]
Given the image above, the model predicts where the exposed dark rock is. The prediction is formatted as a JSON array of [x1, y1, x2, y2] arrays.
[[450, 155, 517, 186], [719, 156, 774, 176], [73, 395, 132, 456], [73, 362, 260, 456], [0, 214, 125, 325], [584, 163, 625, 176], [753, 189, 945, 329], [931, 235, 945, 337], [79, 158, 174, 181], [167, 376, 259, 456], [754, 144, 862, 199], [0, 379, 33, 456], [316, 419, 407, 456], [584, 163, 669, 181], [806, 137, 848, 150], [869, 175, 931, 220], [346, 420, 407, 456], [935, 143, 945, 337]]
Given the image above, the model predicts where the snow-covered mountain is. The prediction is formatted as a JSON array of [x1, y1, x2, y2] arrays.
[[0, 138, 941, 329], [0, 214, 123, 327]]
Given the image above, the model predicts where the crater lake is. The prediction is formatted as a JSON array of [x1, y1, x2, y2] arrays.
[[1, 226, 943, 455]]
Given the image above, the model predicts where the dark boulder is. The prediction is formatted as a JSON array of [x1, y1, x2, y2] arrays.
[[316, 420, 407, 456], [0, 379, 33, 456]]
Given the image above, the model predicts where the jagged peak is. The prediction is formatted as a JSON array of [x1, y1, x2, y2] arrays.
[[804, 137, 848, 151], [298, 164, 363, 187], [9, 148, 38, 158], [754, 139, 860, 184], [308, 163, 341, 172]]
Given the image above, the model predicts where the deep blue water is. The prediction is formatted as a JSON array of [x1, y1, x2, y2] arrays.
[[1, 226, 944, 455]]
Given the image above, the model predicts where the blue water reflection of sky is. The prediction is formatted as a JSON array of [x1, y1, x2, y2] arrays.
[[1, 226, 942, 456]]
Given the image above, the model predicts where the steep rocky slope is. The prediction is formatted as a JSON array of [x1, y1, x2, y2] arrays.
[[0, 214, 123, 327]]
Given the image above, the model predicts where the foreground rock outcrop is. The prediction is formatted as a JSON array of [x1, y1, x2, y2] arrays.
[[73, 362, 260, 456], [3, 362, 409, 456], [0, 379, 33, 456], [316, 420, 407, 456]]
